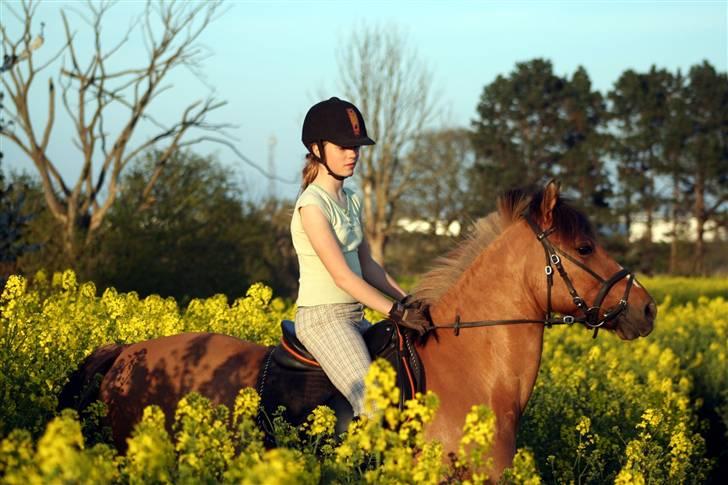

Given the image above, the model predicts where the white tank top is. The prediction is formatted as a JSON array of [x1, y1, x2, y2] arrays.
[[290, 184, 364, 306]]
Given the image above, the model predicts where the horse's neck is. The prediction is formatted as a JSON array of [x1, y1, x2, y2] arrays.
[[429, 222, 544, 325], [420, 224, 545, 413]]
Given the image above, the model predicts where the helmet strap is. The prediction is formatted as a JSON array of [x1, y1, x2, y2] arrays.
[[315, 141, 347, 181]]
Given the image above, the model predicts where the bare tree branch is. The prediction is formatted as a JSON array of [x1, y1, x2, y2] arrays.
[[337, 24, 438, 262], [1, 0, 247, 261], [184, 136, 299, 184], [39, 78, 54, 151]]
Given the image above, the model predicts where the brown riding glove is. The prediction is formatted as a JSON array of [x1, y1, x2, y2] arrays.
[[388, 300, 432, 336]]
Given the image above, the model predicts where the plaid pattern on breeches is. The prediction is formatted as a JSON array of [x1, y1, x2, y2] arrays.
[[294, 302, 372, 416]]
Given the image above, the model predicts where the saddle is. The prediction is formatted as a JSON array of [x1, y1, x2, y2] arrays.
[[255, 320, 425, 437]]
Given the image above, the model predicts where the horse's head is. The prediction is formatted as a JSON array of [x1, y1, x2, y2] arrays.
[[515, 181, 656, 340]]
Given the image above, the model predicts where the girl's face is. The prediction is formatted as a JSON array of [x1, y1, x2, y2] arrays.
[[320, 142, 361, 177]]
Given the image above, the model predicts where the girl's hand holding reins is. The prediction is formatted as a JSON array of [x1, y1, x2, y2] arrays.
[[388, 301, 432, 336]]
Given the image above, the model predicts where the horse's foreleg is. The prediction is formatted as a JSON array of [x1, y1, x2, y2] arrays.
[[489, 409, 518, 481]]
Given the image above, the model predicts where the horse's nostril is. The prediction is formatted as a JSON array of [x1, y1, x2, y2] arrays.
[[645, 301, 657, 322]]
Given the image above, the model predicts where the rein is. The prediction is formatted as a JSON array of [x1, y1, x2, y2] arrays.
[[429, 213, 635, 339]]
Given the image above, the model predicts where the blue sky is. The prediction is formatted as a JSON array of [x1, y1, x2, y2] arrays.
[[2, 0, 726, 200]]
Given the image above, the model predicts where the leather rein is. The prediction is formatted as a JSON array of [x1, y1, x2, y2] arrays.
[[430, 213, 635, 339]]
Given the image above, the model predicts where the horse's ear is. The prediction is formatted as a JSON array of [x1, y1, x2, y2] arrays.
[[540, 180, 560, 227]]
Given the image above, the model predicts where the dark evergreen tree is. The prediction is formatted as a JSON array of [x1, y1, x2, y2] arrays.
[[661, 70, 692, 274], [470, 59, 611, 223], [557, 66, 612, 221], [608, 67, 671, 245], [681, 61, 728, 274], [469, 59, 567, 214]]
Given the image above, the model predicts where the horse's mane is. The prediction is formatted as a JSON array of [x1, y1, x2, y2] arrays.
[[412, 186, 594, 304]]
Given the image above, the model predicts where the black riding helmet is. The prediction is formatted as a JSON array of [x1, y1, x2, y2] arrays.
[[301, 97, 376, 149]]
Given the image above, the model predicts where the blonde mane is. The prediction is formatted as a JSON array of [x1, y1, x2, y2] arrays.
[[413, 192, 531, 303]]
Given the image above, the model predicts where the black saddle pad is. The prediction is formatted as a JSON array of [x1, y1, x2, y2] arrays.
[[255, 320, 425, 438], [257, 346, 340, 420]]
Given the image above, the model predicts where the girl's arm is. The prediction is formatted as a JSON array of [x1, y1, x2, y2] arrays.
[[357, 238, 407, 300], [299, 205, 394, 315]]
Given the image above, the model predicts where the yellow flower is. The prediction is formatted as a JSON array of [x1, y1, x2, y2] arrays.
[[576, 416, 591, 436], [61, 269, 77, 291], [412, 441, 445, 484], [615, 468, 646, 485], [457, 404, 495, 478], [235, 448, 317, 484], [1, 274, 26, 302], [234, 387, 261, 423], [306, 405, 336, 437], [363, 359, 400, 418], [587, 346, 601, 362], [126, 405, 175, 484], [501, 448, 542, 485], [636, 408, 661, 429], [246, 282, 273, 305]]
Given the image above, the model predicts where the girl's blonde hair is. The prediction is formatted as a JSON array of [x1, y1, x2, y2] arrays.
[[301, 142, 325, 190], [301, 153, 319, 190]]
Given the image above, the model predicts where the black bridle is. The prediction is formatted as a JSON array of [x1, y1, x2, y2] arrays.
[[431, 213, 635, 339]]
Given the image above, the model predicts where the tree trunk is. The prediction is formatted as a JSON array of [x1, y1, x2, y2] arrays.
[[641, 193, 655, 275], [644, 206, 653, 243], [693, 173, 706, 275], [368, 231, 387, 266], [361, 179, 389, 265], [62, 212, 78, 264], [669, 177, 680, 274], [623, 193, 632, 243]]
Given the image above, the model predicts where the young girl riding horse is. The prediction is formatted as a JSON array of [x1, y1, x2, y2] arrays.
[[291, 97, 430, 417]]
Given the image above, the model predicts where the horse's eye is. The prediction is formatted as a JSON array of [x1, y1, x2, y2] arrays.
[[577, 244, 594, 256]]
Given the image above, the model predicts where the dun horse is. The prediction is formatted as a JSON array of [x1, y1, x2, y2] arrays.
[[58, 181, 656, 479]]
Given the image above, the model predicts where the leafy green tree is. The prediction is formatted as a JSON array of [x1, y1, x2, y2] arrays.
[[0, 165, 38, 286], [90, 150, 297, 302], [4, 171, 68, 279], [249, 196, 300, 299]]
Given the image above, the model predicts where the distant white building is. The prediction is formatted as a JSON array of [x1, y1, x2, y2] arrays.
[[395, 213, 726, 243], [395, 214, 726, 243], [629, 215, 726, 243], [396, 218, 462, 237]]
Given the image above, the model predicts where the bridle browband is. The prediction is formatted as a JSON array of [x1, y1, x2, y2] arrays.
[[429, 211, 635, 339]]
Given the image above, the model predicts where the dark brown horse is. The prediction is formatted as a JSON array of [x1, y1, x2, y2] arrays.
[[58, 181, 656, 479]]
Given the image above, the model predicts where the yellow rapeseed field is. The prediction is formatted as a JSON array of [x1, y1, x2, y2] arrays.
[[1, 271, 726, 483]]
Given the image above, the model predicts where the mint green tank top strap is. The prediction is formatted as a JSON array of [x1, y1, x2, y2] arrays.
[[290, 184, 364, 306]]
